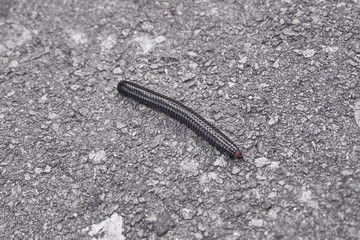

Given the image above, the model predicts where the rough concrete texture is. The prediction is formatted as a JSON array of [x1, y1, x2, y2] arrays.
[[1, 0, 360, 239]]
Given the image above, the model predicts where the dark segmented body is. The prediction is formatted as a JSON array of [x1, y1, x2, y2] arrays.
[[117, 81, 243, 159]]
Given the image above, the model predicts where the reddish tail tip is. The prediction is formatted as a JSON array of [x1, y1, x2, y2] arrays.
[[233, 150, 243, 159]]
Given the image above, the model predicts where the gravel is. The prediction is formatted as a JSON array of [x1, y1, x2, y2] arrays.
[[1, 0, 360, 239]]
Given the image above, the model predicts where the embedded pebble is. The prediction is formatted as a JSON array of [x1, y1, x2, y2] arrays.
[[113, 67, 123, 75], [348, 60, 358, 67], [154, 167, 165, 175], [303, 49, 316, 58], [254, 157, 270, 168], [89, 150, 107, 164], [181, 73, 196, 82], [153, 212, 175, 236], [268, 115, 279, 126], [9, 60, 19, 68], [213, 156, 227, 168], [239, 56, 247, 64], [341, 170, 353, 176], [44, 165, 51, 173], [198, 223, 206, 232], [249, 219, 263, 227], [292, 18, 300, 24], [322, 46, 339, 53], [231, 203, 249, 217], [208, 172, 217, 180], [273, 59, 280, 68], [24, 173, 31, 181], [187, 51, 198, 57], [231, 166, 240, 175], [48, 113, 58, 120], [86, 213, 124, 239], [180, 208, 196, 220], [116, 122, 127, 129], [228, 82, 236, 88], [70, 85, 80, 91], [100, 34, 117, 51]]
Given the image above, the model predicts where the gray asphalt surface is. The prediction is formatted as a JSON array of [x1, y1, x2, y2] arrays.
[[1, 0, 360, 239]]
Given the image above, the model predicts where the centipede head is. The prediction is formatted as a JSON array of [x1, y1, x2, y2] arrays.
[[117, 81, 125, 93]]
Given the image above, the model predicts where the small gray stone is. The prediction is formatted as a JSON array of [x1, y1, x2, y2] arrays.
[[194, 232, 203, 239], [213, 156, 227, 168], [228, 82, 236, 88], [268, 207, 281, 220], [208, 172, 217, 180], [116, 122, 127, 129], [96, 62, 109, 71], [292, 18, 300, 24], [74, 69, 84, 76], [52, 123, 60, 133], [231, 166, 240, 175], [137, 229, 145, 238], [249, 219, 263, 227], [89, 150, 107, 164], [322, 46, 339, 53], [231, 203, 249, 217], [273, 59, 280, 68], [268, 191, 277, 199], [48, 112, 58, 120], [341, 170, 353, 176], [214, 113, 222, 120], [154, 36, 166, 44], [187, 51, 198, 57], [239, 56, 247, 64], [344, 32, 353, 41], [189, 62, 198, 69], [254, 157, 270, 168], [204, 59, 213, 67], [7, 91, 15, 97], [303, 49, 316, 58], [8, 60, 19, 68], [149, 64, 158, 69], [44, 165, 51, 173], [24, 173, 31, 181], [70, 84, 80, 91], [268, 115, 279, 125], [79, 107, 89, 116], [348, 60, 358, 67], [181, 73, 196, 82], [154, 167, 165, 175], [211, 104, 220, 113], [198, 223, 206, 232], [153, 212, 175, 236], [113, 67, 123, 75], [244, 42, 252, 51], [293, 49, 303, 55], [296, 104, 308, 111], [180, 208, 196, 220]]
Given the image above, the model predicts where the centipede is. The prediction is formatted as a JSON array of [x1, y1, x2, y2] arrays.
[[117, 81, 243, 159]]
